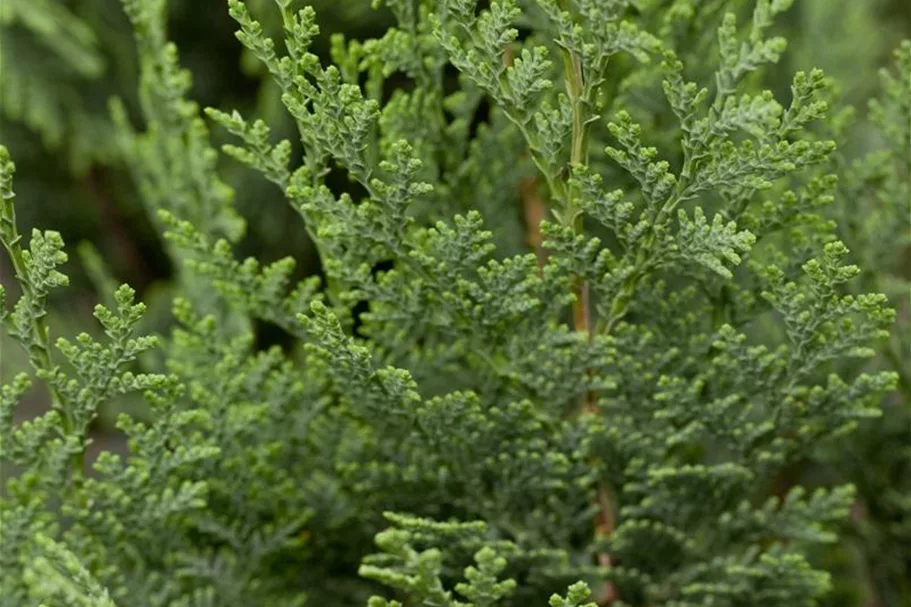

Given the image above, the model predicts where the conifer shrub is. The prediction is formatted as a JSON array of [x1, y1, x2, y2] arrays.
[[1, 1, 908, 606]]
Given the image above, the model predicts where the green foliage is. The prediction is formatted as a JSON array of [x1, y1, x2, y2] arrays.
[[822, 40, 911, 607], [24, 534, 120, 607], [359, 513, 518, 607], [0, 0, 128, 172], [1, 1, 908, 607]]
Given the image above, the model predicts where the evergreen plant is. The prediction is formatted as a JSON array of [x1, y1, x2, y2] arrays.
[[1, 1, 908, 605]]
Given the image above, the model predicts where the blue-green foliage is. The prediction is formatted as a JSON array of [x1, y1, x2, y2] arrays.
[[1, 1, 907, 606]]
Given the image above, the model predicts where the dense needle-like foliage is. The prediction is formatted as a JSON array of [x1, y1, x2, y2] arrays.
[[0, 1, 908, 606]]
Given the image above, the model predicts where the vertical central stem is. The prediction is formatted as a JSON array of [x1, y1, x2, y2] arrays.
[[572, 280, 591, 336], [560, 42, 617, 605], [521, 176, 548, 268], [565, 46, 592, 343]]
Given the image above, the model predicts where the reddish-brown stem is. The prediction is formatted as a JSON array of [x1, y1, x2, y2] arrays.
[[511, 27, 617, 603], [521, 176, 547, 268], [595, 485, 618, 604], [573, 278, 617, 604]]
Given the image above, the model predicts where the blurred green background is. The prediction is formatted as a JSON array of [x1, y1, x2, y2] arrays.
[[0, 1, 909, 606]]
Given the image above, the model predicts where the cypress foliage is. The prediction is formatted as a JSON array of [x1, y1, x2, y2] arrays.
[[1, 1, 908, 606]]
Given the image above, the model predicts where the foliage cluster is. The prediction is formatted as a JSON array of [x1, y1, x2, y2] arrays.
[[1, 1, 908, 606]]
